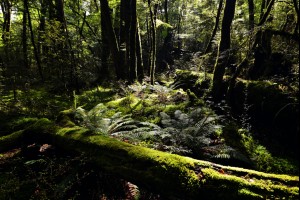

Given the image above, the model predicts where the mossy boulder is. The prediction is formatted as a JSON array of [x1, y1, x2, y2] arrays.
[[171, 69, 213, 97], [230, 79, 299, 153]]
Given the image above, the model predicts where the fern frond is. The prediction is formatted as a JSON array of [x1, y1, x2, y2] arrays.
[[214, 153, 231, 159], [138, 122, 161, 130], [108, 120, 139, 134]]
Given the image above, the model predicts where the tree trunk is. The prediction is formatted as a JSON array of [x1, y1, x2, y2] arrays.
[[204, 0, 224, 54], [129, 0, 137, 82], [24, 0, 44, 81], [100, 10, 110, 79], [38, 0, 47, 58], [292, 0, 299, 35], [148, 0, 158, 85], [22, 4, 29, 69], [248, 0, 254, 30], [55, 0, 78, 90], [0, 118, 298, 200], [1, 0, 11, 43], [136, 20, 144, 81], [248, 0, 275, 80], [1, 0, 11, 70], [164, 0, 168, 23], [100, 0, 123, 79], [258, 0, 275, 26], [227, 0, 275, 98], [212, 0, 236, 102]]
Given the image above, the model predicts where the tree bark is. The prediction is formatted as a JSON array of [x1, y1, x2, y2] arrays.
[[0, 118, 298, 200], [248, 0, 254, 30], [258, 0, 275, 26], [100, 0, 123, 79], [24, 0, 44, 81], [119, 0, 129, 78], [212, 0, 236, 102], [136, 20, 144, 81], [129, 0, 137, 82], [227, 0, 280, 98], [1, 0, 11, 43], [22, 3, 29, 69], [164, 0, 168, 23], [100, 10, 110, 79], [38, 0, 47, 57], [148, 0, 158, 85], [1, 0, 11, 70], [292, 0, 299, 35], [204, 0, 224, 54]]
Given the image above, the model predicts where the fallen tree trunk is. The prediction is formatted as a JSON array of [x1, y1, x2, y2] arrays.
[[0, 118, 298, 199]]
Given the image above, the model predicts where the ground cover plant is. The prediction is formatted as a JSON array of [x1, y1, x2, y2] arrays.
[[0, 0, 298, 198]]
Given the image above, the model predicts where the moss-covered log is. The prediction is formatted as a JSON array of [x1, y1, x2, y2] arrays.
[[0, 118, 298, 199]]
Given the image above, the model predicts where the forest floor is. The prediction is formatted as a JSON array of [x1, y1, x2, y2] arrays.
[[0, 71, 299, 199]]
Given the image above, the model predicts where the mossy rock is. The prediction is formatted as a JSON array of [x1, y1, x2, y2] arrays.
[[171, 70, 213, 97], [230, 79, 299, 152]]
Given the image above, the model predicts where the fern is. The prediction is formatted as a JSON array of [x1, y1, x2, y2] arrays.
[[75, 103, 249, 163], [75, 104, 162, 142], [210, 144, 252, 167], [214, 153, 231, 159]]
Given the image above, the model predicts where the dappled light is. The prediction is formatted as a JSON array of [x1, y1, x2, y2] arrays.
[[0, 0, 298, 199]]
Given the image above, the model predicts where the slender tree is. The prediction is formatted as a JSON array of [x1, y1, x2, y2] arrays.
[[1, 0, 11, 43], [292, 0, 299, 35], [136, 20, 144, 81], [227, 0, 277, 101], [148, 0, 158, 85], [258, 0, 275, 26], [100, 0, 123, 79], [1, 0, 11, 69], [38, 0, 47, 57], [22, 3, 29, 69], [248, 0, 254, 30], [212, 0, 236, 101], [119, 0, 129, 78], [129, 0, 138, 81], [24, 0, 44, 81], [100, 4, 110, 78], [204, 0, 224, 54], [164, 0, 168, 23]]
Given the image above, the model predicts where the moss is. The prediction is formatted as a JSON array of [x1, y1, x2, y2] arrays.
[[57, 126, 91, 137], [175, 69, 203, 81], [162, 102, 188, 113], [51, 121, 298, 199], [1, 118, 298, 199], [105, 95, 142, 115], [56, 109, 76, 127], [9, 117, 39, 131], [77, 86, 115, 110], [201, 168, 298, 199], [0, 130, 24, 152], [172, 70, 213, 97], [238, 188, 263, 199]]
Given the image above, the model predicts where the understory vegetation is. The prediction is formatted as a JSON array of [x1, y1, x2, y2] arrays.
[[0, 0, 299, 198], [1, 73, 299, 199]]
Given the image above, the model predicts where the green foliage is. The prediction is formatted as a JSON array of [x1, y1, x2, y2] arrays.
[[0, 88, 71, 118], [238, 128, 298, 175], [77, 86, 116, 110], [74, 103, 161, 140], [158, 108, 221, 150]]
